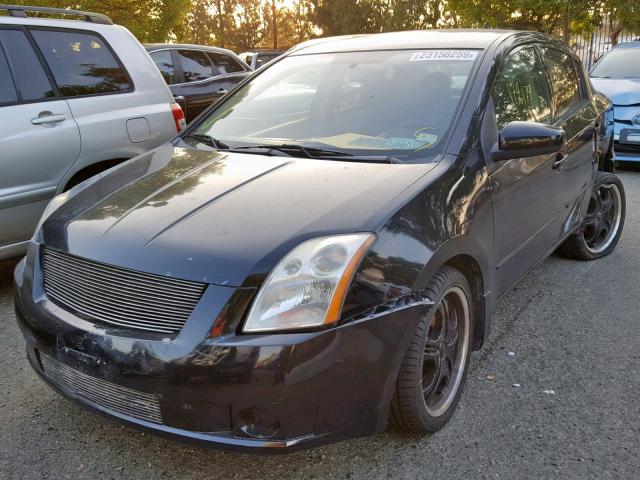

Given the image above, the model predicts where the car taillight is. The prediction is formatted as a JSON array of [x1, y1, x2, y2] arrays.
[[170, 103, 186, 132]]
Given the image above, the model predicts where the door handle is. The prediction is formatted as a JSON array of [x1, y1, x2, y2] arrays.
[[216, 88, 228, 95], [553, 152, 569, 169], [31, 112, 66, 125]]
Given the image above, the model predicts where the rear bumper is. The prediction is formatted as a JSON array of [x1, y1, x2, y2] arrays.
[[14, 251, 429, 453]]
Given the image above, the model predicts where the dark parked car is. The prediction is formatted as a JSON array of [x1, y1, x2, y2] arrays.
[[239, 49, 284, 70], [15, 30, 624, 453], [146, 44, 251, 122]]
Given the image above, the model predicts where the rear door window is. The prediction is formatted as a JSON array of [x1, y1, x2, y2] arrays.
[[176, 50, 215, 82], [255, 53, 279, 69], [542, 48, 582, 120], [31, 29, 132, 97], [0, 42, 18, 104], [150, 50, 176, 84], [492, 47, 553, 129], [209, 52, 246, 74], [0, 29, 55, 101]]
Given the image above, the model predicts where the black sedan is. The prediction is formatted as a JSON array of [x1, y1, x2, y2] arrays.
[[146, 44, 251, 123], [15, 30, 624, 452]]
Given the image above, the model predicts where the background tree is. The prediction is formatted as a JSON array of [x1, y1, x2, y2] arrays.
[[603, 0, 640, 46], [309, 0, 380, 35], [380, 0, 450, 30], [8, 0, 190, 42], [446, 0, 601, 38], [228, 0, 267, 50]]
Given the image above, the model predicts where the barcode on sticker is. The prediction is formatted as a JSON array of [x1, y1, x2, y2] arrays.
[[410, 50, 478, 62]]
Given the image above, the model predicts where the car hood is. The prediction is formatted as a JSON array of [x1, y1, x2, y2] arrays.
[[43, 144, 436, 286], [590, 78, 640, 105]]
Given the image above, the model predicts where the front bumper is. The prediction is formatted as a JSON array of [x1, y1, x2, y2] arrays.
[[612, 106, 640, 162], [14, 248, 428, 453]]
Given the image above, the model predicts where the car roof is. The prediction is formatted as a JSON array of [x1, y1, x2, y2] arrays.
[[0, 13, 118, 32], [242, 49, 283, 54], [614, 41, 640, 49], [288, 29, 523, 55], [145, 43, 239, 56]]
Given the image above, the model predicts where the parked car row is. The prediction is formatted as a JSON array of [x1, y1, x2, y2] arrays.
[[0, 5, 185, 260], [589, 41, 640, 163], [8, 7, 627, 453], [0, 5, 281, 261], [239, 49, 284, 70], [146, 44, 251, 122]]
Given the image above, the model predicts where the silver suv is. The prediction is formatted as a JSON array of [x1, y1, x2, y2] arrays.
[[0, 5, 185, 259]]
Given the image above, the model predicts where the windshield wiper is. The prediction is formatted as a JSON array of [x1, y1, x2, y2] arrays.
[[229, 144, 350, 158], [227, 144, 402, 163], [182, 133, 230, 150], [323, 155, 404, 164]]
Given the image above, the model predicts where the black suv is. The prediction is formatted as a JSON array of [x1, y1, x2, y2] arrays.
[[146, 44, 251, 122]]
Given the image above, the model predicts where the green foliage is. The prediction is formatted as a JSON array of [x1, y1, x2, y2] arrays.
[[4, 0, 637, 48], [605, 0, 640, 33], [446, 0, 601, 35], [309, 0, 449, 36], [6, 0, 190, 42]]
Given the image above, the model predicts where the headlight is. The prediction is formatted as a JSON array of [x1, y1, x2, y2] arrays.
[[243, 233, 376, 333], [32, 192, 70, 239]]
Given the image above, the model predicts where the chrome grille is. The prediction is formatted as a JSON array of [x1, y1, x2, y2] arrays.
[[42, 247, 206, 334], [614, 141, 640, 155], [40, 353, 163, 424]]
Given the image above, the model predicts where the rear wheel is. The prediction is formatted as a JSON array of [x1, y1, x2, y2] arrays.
[[390, 266, 474, 433], [561, 172, 625, 261]]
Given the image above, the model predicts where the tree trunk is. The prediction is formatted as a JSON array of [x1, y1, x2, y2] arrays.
[[610, 24, 623, 47], [272, 0, 278, 49], [217, 0, 225, 48], [562, 14, 570, 44]]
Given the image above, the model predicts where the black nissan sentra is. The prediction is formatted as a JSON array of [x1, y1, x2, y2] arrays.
[[15, 30, 625, 452]]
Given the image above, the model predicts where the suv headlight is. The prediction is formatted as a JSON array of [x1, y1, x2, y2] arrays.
[[243, 233, 376, 333]]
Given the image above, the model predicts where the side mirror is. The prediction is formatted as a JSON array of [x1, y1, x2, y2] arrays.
[[491, 121, 565, 161]]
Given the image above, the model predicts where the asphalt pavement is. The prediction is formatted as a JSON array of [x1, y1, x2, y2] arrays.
[[1, 171, 639, 480]]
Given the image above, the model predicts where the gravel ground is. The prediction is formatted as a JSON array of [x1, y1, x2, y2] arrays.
[[1, 171, 639, 480]]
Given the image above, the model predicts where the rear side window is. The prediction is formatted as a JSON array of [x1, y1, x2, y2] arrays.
[[255, 54, 279, 69], [176, 50, 214, 82], [0, 29, 55, 101], [31, 29, 132, 97], [209, 52, 245, 74], [0, 43, 18, 104], [150, 50, 176, 84], [542, 48, 581, 120], [242, 54, 254, 67], [492, 47, 552, 129]]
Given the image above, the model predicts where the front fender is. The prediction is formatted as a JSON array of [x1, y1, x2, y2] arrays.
[[343, 151, 494, 346], [594, 92, 615, 172]]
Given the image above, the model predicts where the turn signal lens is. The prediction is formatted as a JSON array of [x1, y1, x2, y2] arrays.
[[243, 234, 375, 333]]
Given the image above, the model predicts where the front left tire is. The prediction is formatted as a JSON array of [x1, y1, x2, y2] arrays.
[[390, 266, 474, 433]]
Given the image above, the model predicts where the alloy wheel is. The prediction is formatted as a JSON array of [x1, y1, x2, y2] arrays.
[[583, 183, 622, 254], [422, 286, 470, 418]]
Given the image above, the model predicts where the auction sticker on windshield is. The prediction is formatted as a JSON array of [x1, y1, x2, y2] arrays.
[[410, 50, 478, 62]]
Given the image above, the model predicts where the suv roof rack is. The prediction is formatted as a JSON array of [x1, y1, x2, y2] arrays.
[[0, 4, 113, 25]]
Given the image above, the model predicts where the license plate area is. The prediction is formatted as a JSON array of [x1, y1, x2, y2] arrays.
[[620, 128, 640, 144]]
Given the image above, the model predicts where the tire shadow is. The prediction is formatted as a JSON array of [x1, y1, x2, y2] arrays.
[[0, 257, 19, 293]]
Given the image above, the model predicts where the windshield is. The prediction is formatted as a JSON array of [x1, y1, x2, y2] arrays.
[[192, 49, 480, 162], [591, 48, 640, 78]]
